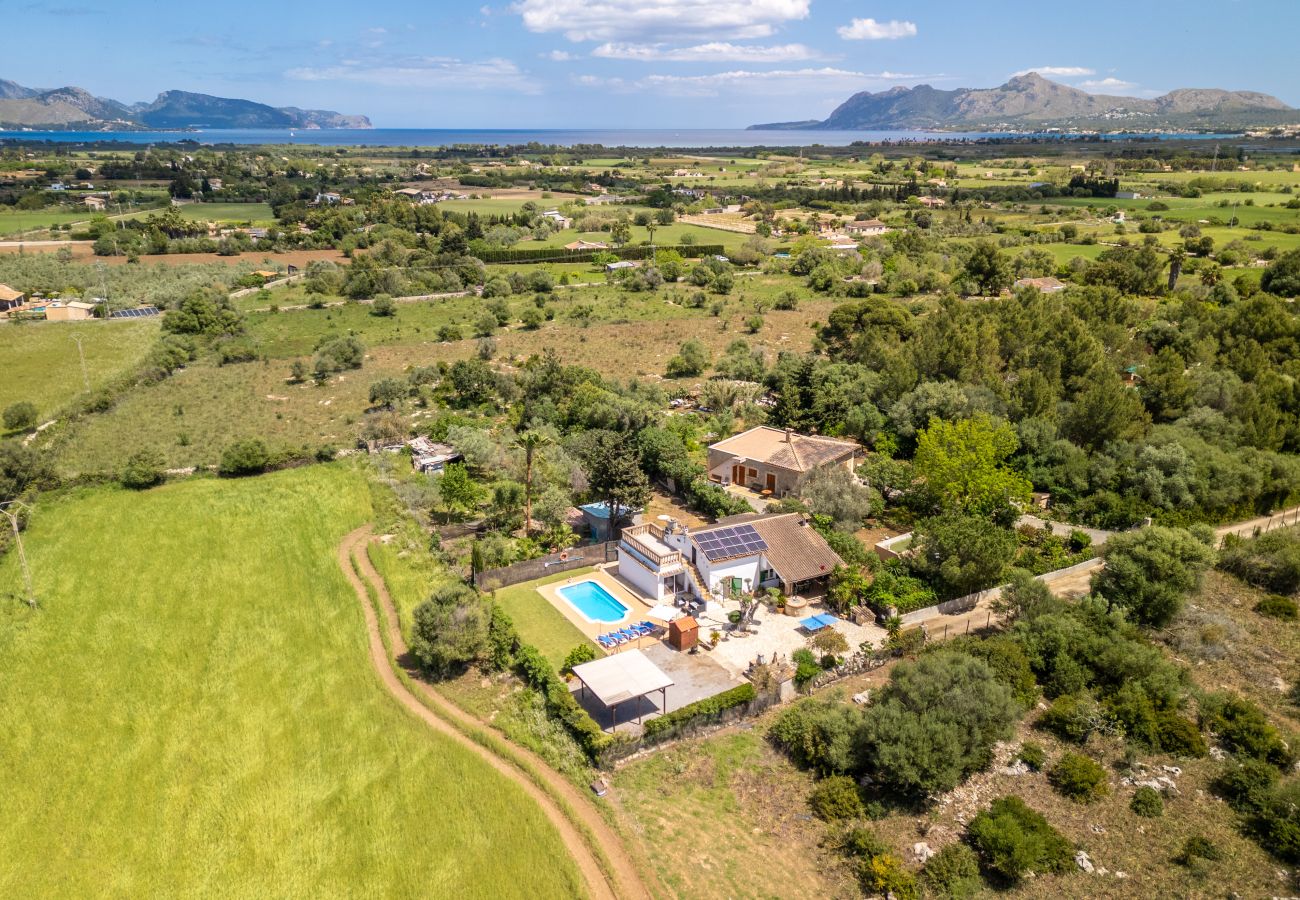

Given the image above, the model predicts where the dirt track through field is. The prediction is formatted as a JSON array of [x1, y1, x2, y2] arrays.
[[337, 527, 652, 900]]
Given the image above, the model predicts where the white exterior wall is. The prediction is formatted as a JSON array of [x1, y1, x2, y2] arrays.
[[617, 547, 667, 601], [698, 554, 763, 596]]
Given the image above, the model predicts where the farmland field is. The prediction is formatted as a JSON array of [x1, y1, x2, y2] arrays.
[[0, 317, 159, 419], [0, 466, 583, 899], [174, 201, 276, 223]]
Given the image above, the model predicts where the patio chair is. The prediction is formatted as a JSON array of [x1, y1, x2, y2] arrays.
[[597, 634, 617, 650]]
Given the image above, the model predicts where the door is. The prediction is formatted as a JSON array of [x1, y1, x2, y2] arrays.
[[731, 463, 745, 485], [765, 472, 777, 493]]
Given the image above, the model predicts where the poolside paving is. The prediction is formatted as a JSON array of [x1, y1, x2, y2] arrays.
[[535, 564, 658, 651]]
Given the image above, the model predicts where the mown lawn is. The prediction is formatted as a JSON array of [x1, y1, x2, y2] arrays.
[[0, 465, 583, 899], [0, 317, 159, 421], [493, 568, 599, 668]]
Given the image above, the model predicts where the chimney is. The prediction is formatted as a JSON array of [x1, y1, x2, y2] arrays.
[[785, 428, 793, 442]]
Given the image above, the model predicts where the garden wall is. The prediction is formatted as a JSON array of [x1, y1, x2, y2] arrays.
[[475, 541, 618, 591]]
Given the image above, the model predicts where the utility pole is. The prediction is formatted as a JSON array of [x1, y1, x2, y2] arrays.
[[0, 501, 36, 610], [70, 332, 89, 391], [95, 261, 110, 317]]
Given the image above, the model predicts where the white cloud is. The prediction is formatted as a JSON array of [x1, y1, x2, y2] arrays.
[[577, 67, 938, 98], [1079, 77, 1137, 93], [286, 57, 540, 93], [837, 18, 916, 40], [544, 49, 575, 61], [591, 41, 816, 62], [1012, 66, 1095, 78], [515, 0, 810, 42]]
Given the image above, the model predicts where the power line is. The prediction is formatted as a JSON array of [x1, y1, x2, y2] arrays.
[[0, 501, 36, 610]]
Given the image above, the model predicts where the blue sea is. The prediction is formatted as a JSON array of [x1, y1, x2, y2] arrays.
[[0, 127, 1246, 148]]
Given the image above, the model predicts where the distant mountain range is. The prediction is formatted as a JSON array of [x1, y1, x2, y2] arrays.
[[750, 73, 1300, 132], [0, 79, 370, 130]]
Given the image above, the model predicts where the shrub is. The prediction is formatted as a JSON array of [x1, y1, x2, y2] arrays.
[[958, 634, 1039, 707], [1130, 786, 1164, 817], [791, 647, 822, 686], [1049, 752, 1109, 802], [120, 448, 166, 490], [967, 795, 1074, 883], [1213, 757, 1280, 814], [1017, 742, 1046, 771], [520, 305, 545, 329], [858, 853, 918, 900], [560, 643, 597, 676], [1199, 693, 1295, 768], [411, 583, 490, 676], [809, 775, 864, 821], [1039, 692, 1110, 743], [842, 826, 888, 859], [921, 843, 982, 899], [1092, 526, 1216, 626], [642, 682, 756, 738], [1217, 530, 1300, 595], [769, 696, 862, 775], [859, 651, 1020, 798], [436, 324, 462, 342], [370, 294, 396, 316], [1256, 781, 1300, 863], [1176, 835, 1222, 866], [2, 401, 38, 432], [1152, 712, 1208, 757], [1256, 594, 1299, 620], [218, 438, 270, 477]]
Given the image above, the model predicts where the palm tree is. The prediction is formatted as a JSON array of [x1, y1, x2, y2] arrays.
[[514, 430, 552, 535]]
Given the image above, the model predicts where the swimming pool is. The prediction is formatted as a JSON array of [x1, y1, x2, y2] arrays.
[[557, 580, 630, 624]]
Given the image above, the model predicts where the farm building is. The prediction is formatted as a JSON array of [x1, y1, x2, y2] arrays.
[[706, 425, 860, 498]]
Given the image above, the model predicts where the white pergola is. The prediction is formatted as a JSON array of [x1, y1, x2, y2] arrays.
[[571, 649, 674, 731]]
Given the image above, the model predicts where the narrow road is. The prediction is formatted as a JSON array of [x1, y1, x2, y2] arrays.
[[1214, 504, 1300, 541], [338, 527, 652, 900]]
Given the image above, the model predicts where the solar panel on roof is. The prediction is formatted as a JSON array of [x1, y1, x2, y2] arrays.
[[696, 523, 768, 561]]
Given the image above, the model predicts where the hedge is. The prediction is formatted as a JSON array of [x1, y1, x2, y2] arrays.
[[513, 644, 618, 757], [642, 682, 757, 737], [472, 243, 724, 264]]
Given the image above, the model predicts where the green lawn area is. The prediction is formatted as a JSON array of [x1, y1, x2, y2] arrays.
[[0, 466, 582, 899], [0, 318, 159, 421], [493, 568, 598, 668]]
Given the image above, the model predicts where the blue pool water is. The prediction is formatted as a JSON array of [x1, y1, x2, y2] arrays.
[[557, 581, 629, 624]]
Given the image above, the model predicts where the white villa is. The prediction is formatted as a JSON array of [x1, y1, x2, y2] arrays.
[[617, 512, 844, 604]]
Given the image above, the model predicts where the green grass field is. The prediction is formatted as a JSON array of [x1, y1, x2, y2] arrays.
[[0, 208, 98, 236], [174, 202, 276, 224], [0, 318, 159, 421], [492, 569, 598, 668], [0, 466, 582, 899]]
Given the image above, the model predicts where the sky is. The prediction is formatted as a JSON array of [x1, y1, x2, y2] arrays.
[[11, 0, 1300, 128]]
